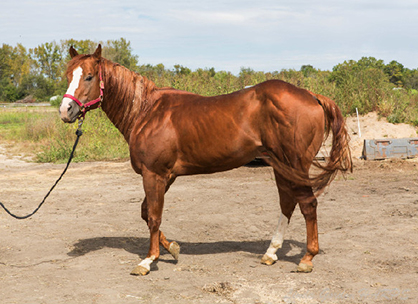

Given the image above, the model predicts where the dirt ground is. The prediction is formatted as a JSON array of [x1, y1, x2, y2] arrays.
[[1, 114, 418, 304]]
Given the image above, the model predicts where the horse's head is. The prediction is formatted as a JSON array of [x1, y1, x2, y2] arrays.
[[59, 45, 103, 123]]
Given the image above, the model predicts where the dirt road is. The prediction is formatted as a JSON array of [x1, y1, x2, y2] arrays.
[[0, 151, 417, 303]]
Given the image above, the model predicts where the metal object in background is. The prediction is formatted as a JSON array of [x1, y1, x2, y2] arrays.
[[362, 138, 418, 160]]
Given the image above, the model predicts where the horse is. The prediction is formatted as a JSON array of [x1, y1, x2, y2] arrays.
[[59, 45, 352, 276]]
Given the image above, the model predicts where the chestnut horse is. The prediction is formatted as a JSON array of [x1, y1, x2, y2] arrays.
[[59, 45, 352, 276]]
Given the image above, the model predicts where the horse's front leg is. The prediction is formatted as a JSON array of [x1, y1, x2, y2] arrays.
[[131, 171, 168, 276], [135, 185, 179, 269]]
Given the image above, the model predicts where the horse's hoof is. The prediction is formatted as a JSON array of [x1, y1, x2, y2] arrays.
[[296, 262, 313, 273], [130, 265, 150, 276], [261, 254, 277, 265], [169, 241, 180, 260]]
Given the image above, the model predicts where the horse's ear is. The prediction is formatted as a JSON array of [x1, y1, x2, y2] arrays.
[[93, 44, 102, 59], [69, 46, 79, 58]]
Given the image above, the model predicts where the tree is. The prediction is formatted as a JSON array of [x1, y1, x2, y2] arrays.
[[0, 43, 31, 101], [330, 57, 391, 115], [18, 73, 55, 100], [30, 42, 62, 80], [239, 67, 266, 87], [173, 64, 191, 76], [384, 60, 404, 87], [0, 44, 14, 92], [103, 38, 139, 70], [300, 65, 317, 78], [403, 68, 418, 90], [61, 39, 97, 57], [356, 57, 385, 71], [208, 67, 216, 78]]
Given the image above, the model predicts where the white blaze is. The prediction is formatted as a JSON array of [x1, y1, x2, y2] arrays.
[[60, 66, 83, 116]]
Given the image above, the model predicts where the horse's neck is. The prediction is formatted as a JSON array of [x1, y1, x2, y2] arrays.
[[101, 60, 158, 142]]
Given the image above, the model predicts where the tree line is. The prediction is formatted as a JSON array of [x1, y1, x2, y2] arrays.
[[1, 38, 417, 125], [0, 38, 139, 102]]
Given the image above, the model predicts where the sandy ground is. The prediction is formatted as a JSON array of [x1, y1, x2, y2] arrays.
[[0, 113, 417, 304]]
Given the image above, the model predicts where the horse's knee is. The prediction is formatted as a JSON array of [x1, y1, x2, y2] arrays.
[[147, 217, 162, 232]]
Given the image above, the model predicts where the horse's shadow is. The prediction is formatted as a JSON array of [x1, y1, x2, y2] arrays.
[[67, 236, 306, 265]]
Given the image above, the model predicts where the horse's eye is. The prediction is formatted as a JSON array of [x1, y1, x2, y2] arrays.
[[85, 75, 93, 81]]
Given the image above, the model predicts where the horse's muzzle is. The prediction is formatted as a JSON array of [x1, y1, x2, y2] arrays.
[[59, 99, 80, 123]]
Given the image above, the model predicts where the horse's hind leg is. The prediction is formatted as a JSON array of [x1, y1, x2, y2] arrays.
[[295, 186, 319, 273], [261, 213, 289, 265], [261, 172, 319, 272], [261, 175, 297, 265]]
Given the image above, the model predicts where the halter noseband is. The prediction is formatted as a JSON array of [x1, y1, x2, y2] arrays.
[[63, 64, 104, 119]]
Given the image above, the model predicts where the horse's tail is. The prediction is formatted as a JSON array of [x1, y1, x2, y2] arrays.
[[309, 93, 353, 193]]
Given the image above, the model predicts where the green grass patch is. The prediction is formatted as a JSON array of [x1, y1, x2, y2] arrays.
[[36, 110, 130, 163], [0, 107, 129, 163]]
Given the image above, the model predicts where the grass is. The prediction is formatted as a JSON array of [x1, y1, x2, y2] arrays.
[[0, 106, 129, 163]]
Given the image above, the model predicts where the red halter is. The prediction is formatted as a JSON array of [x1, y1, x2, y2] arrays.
[[63, 64, 104, 119]]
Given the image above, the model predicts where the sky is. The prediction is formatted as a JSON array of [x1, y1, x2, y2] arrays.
[[1, 0, 417, 74]]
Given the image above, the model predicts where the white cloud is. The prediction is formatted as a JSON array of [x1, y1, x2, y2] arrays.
[[1, 0, 417, 73], [168, 9, 254, 25]]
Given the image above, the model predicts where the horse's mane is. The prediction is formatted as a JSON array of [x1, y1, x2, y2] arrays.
[[67, 55, 159, 142], [100, 58, 158, 141]]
